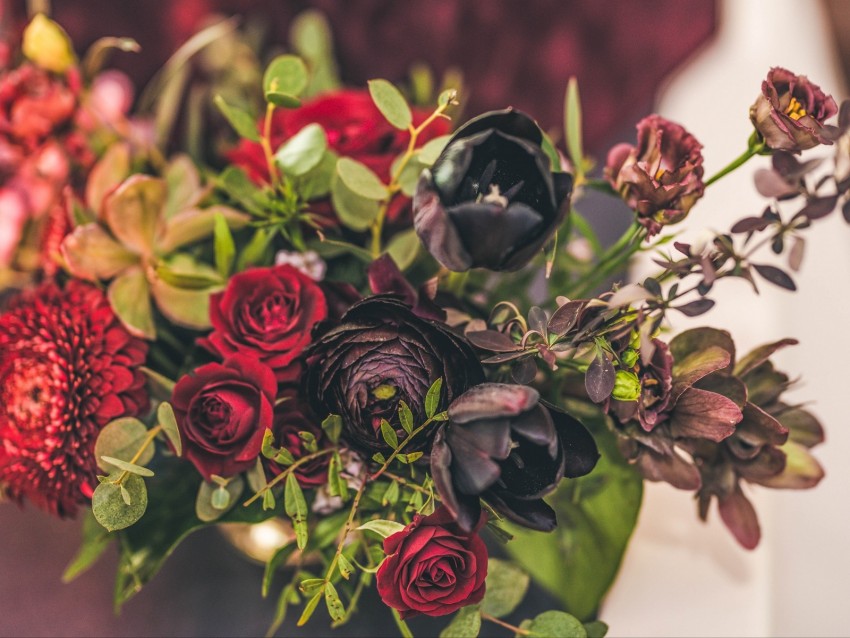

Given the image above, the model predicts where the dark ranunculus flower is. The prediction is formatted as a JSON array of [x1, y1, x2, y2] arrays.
[[750, 67, 838, 152], [306, 296, 484, 456], [431, 383, 599, 532], [265, 395, 330, 487], [605, 114, 705, 236], [413, 109, 573, 272]]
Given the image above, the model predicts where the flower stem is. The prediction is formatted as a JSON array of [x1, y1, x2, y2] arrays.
[[370, 414, 444, 481], [323, 477, 368, 585], [113, 425, 162, 486], [481, 612, 531, 635], [704, 139, 765, 188], [260, 102, 280, 187], [242, 448, 335, 507], [569, 222, 644, 299]]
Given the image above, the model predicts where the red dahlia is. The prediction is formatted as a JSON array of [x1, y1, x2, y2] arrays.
[[0, 281, 149, 517]]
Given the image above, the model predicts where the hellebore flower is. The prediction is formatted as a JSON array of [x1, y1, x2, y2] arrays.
[[605, 115, 705, 236], [431, 383, 599, 532], [750, 67, 838, 152], [413, 109, 573, 272], [306, 296, 484, 456]]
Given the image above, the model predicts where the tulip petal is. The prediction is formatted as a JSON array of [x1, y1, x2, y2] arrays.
[[448, 383, 539, 424], [669, 387, 741, 441], [550, 408, 600, 479], [484, 489, 557, 532], [413, 174, 472, 271]]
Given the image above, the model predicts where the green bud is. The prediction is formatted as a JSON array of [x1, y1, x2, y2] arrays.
[[612, 370, 641, 402], [621, 348, 639, 369]]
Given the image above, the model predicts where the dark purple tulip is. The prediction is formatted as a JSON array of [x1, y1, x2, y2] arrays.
[[750, 67, 838, 152], [431, 383, 599, 532], [305, 296, 484, 456], [413, 109, 573, 272]]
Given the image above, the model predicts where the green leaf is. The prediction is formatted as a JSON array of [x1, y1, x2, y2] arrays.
[[92, 474, 148, 532], [157, 402, 182, 457], [541, 131, 562, 173], [418, 134, 452, 165], [100, 456, 154, 477], [564, 78, 584, 180], [505, 409, 642, 621], [293, 149, 337, 200], [438, 88, 458, 107], [391, 152, 424, 197], [357, 519, 405, 538], [398, 401, 414, 435], [330, 172, 381, 231], [213, 94, 259, 141], [63, 511, 114, 583], [285, 473, 309, 550], [336, 157, 388, 200], [328, 452, 349, 502], [481, 558, 530, 618], [382, 480, 400, 507], [521, 610, 586, 638], [195, 475, 244, 522], [289, 9, 340, 96], [386, 228, 421, 271], [380, 419, 399, 449], [297, 589, 324, 627], [108, 267, 156, 340], [311, 237, 374, 263], [246, 457, 267, 494], [262, 541, 297, 597], [276, 122, 327, 176], [263, 490, 276, 511], [372, 452, 386, 464], [403, 451, 423, 464], [266, 91, 302, 108], [95, 418, 154, 472], [425, 377, 443, 419], [583, 621, 609, 638], [321, 414, 343, 445], [337, 552, 355, 580], [213, 212, 236, 278], [324, 581, 346, 621], [368, 79, 413, 130], [238, 227, 276, 270], [268, 582, 299, 637], [439, 605, 481, 638], [264, 55, 308, 103]]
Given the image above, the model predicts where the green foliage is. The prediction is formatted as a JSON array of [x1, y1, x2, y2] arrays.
[[418, 134, 452, 165], [368, 79, 413, 130], [520, 611, 587, 638], [481, 558, 530, 618], [398, 401, 414, 435], [321, 414, 343, 445], [213, 212, 236, 278], [284, 473, 309, 550], [92, 474, 148, 532], [289, 9, 340, 96], [330, 171, 381, 231], [584, 620, 610, 637], [425, 377, 443, 419], [505, 409, 643, 620], [195, 475, 244, 522], [439, 605, 481, 638], [336, 157, 388, 200], [262, 542, 297, 597], [275, 123, 328, 176], [214, 94, 259, 141], [385, 229, 421, 271], [356, 519, 405, 538], [324, 581, 345, 622], [63, 511, 114, 583], [100, 456, 154, 477], [564, 77, 585, 180], [157, 402, 182, 456], [380, 419, 399, 448], [263, 55, 308, 106], [94, 418, 153, 471]]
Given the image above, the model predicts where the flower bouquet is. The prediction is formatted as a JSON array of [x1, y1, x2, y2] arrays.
[[0, 10, 839, 637]]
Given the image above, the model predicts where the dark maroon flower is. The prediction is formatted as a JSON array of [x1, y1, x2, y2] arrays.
[[605, 114, 705, 236], [0, 281, 149, 517], [609, 338, 674, 431], [750, 67, 838, 152], [266, 398, 329, 487], [413, 109, 573, 272], [199, 265, 327, 383], [431, 383, 599, 532], [376, 506, 488, 619], [171, 355, 276, 480], [306, 296, 484, 456]]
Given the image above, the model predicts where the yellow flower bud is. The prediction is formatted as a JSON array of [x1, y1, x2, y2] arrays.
[[22, 14, 76, 74]]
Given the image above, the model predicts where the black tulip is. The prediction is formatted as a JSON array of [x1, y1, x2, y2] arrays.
[[413, 109, 573, 272]]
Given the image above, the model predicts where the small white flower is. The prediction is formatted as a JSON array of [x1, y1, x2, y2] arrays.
[[275, 249, 327, 281]]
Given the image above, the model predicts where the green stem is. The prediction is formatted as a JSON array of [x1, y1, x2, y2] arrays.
[[569, 222, 644, 298], [370, 414, 442, 481], [481, 612, 531, 636], [445, 270, 469, 297], [113, 425, 162, 486], [243, 448, 335, 507], [323, 478, 368, 585], [704, 141, 764, 188]]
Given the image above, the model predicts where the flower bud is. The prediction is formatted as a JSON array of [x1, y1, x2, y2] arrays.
[[22, 14, 76, 74], [612, 369, 641, 402]]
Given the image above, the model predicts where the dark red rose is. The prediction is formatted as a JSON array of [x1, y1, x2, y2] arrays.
[[0, 281, 148, 517], [199, 265, 327, 383], [750, 67, 838, 152], [226, 89, 450, 224], [606, 114, 705, 236], [266, 399, 329, 487], [376, 506, 488, 619], [171, 355, 276, 480]]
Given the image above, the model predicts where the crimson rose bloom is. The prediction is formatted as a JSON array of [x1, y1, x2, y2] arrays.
[[750, 67, 838, 152], [266, 399, 330, 487], [172, 355, 276, 479], [0, 281, 148, 517], [376, 506, 488, 619], [199, 265, 327, 383], [226, 89, 449, 224], [606, 114, 705, 236]]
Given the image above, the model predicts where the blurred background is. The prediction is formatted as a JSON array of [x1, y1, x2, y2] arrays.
[[1, 0, 848, 635]]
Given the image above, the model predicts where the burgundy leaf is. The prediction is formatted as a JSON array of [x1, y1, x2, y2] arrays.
[[481, 350, 535, 364], [752, 264, 796, 291], [643, 277, 662, 296], [771, 235, 784, 254], [788, 236, 805, 272], [731, 216, 773, 234], [511, 356, 537, 384], [842, 198, 850, 224], [673, 241, 692, 257], [797, 195, 838, 220], [675, 298, 716, 317], [466, 330, 521, 352], [548, 300, 586, 336], [528, 306, 548, 334], [718, 485, 761, 550], [585, 351, 615, 403], [734, 338, 798, 377], [753, 169, 797, 199]]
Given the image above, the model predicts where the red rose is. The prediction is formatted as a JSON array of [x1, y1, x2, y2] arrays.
[[199, 265, 327, 383], [266, 398, 330, 487], [226, 89, 450, 224], [171, 355, 276, 480], [376, 506, 488, 619]]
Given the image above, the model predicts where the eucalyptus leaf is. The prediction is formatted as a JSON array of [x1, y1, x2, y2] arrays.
[[92, 474, 148, 532], [357, 519, 405, 538], [439, 605, 481, 638], [100, 456, 154, 477], [264, 55, 308, 101], [368, 79, 413, 130], [336, 157, 388, 200], [481, 559, 529, 618], [418, 135, 452, 165], [195, 475, 244, 522], [386, 228, 421, 271], [95, 418, 153, 472], [157, 402, 182, 456], [330, 172, 381, 231], [276, 123, 328, 176], [62, 511, 114, 583]]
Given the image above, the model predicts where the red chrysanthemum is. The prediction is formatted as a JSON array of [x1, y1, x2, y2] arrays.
[[0, 281, 149, 517]]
